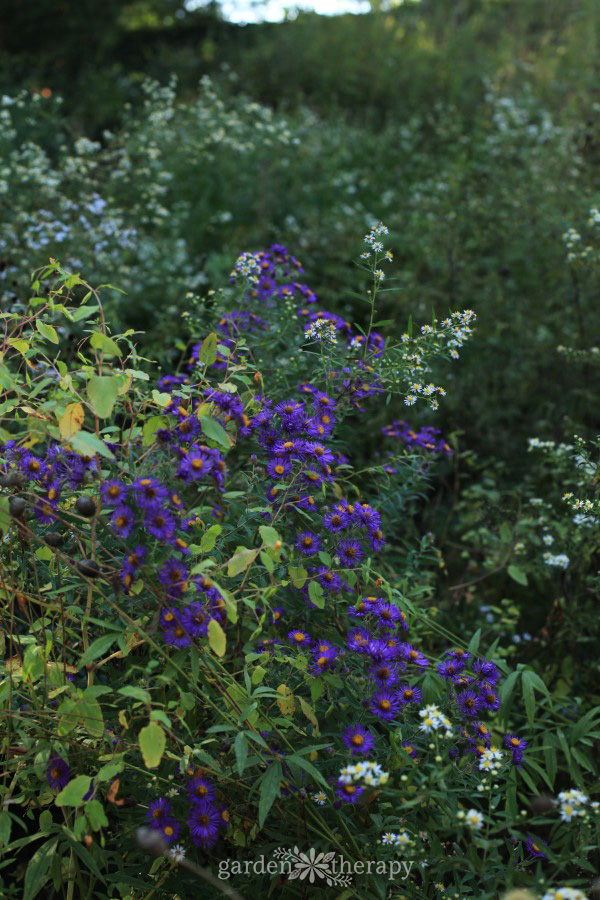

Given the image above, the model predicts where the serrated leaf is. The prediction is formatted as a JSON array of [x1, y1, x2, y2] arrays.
[[96, 760, 124, 782], [200, 524, 221, 553], [142, 415, 168, 446], [118, 686, 151, 703], [152, 390, 171, 407], [85, 799, 108, 831], [288, 565, 307, 589], [208, 618, 226, 657], [259, 525, 280, 549], [139, 722, 166, 769]]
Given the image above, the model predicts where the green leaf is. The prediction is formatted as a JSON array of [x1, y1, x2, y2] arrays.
[[287, 754, 328, 788], [0, 810, 11, 847], [139, 722, 166, 769], [507, 565, 528, 586], [234, 732, 248, 776], [85, 800, 108, 831], [56, 775, 92, 807], [69, 430, 115, 460], [200, 415, 231, 449], [142, 415, 168, 446], [23, 645, 45, 682], [0, 496, 10, 534], [200, 524, 221, 553], [198, 332, 217, 366], [23, 838, 58, 900], [288, 565, 307, 589], [118, 686, 151, 703], [96, 760, 124, 782], [227, 546, 258, 577], [35, 320, 59, 344], [90, 332, 121, 358], [521, 671, 536, 728], [152, 390, 171, 407], [259, 525, 280, 549], [258, 762, 282, 828], [208, 618, 226, 657], [467, 629, 481, 655], [308, 580, 325, 609], [78, 634, 117, 667], [499, 670, 520, 710], [79, 697, 104, 738], [87, 375, 119, 419]]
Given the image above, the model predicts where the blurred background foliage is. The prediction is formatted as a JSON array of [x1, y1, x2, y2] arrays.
[[1, 0, 599, 695]]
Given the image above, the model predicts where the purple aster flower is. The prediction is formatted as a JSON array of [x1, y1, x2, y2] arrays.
[[266, 457, 292, 479], [46, 755, 71, 790], [288, 629, 311, 647], [160, 609, 192, 647], [158, 559, 189, 596], [305, 442, 334, 465], [370, 663, 399, 688], [322, 510, 348, 532], [187, 776, 216, 803], [457, 690, 483, 718], [346, 627, 371, 652], [111, 505, 135, 538], [399, 644, 429, 667], [315, 566, 343, 592], [369, 689, 402, 721], [445, 648, 472, 663], [397, 684, 423, 705], [337, 539, 364, 567], [402, 741, 418, 759], [178, 446, 215, 481], [147, 797, 172, 826], [438, 659, 467, 681], [368, 528, 386, 552], [20, 452, 47, 480], [295, 531, 321, 555], [180, 602, 210, 637], [159, 818, 181, 843], [352, 504, 381, 529], [188, 800, 222, 847], [269, 605, 284, 626], [365, 638, 397, 663], [479, 685, 500, 712], [335, 781, 364, 804], [503, 734, 528, 751], [342, 724, 375, 756], [524, 836, 548, 859], [101, 479, 127, 505], [34, 499, 58, 524], [132, 477, 168, 508], [145, 508, 176, 541], [511, 749, 525, 767], [373, 602, 404, 628], [473, 658, 500, 683]]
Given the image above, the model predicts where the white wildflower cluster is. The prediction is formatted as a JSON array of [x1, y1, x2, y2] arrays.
[[542, 552, 570, 569], [439, 310, 477, 359], [169, 844, 186, 862], [381, 831, 414, 849], [338, 761, 389, 787], [304, 318, 338, 345], [527, 437, 573, 454], [477, 747, 503, 775], [563, 493, 596, 514], [542, 888, 589, 900], [563, 224, 595, 264], [361, 222, 393, 278], [456, 809, 483, 831], [312, 790, 327, 805], [588, 207, 600, 226], [558, 788, 590, 822], [542, 533, 554, 545], [230, 251, 261, 284], [418, 705, 453, 737]]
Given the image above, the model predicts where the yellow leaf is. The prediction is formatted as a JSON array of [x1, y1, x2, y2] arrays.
[[59, 402, 85, 439], [276, 684, 295, 716]]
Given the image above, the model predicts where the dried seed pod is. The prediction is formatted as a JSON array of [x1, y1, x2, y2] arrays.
[[76, 559, 101, 578], [9, 496, 26, 517], [75, 496, 96, 517], [45, 532, 63, 548]]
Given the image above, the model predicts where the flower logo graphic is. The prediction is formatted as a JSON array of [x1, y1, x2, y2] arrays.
[[273, 846, 352, 886]]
